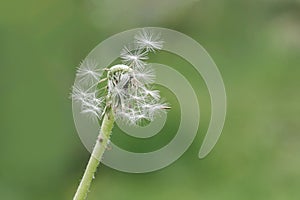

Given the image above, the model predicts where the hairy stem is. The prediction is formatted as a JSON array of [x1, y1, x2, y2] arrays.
[[73, 111, 114, 200]]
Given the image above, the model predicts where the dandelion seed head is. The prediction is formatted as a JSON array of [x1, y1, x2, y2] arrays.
[[72, 30, 168, 125]]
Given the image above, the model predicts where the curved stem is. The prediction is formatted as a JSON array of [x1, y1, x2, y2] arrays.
[[73, 111, 114, 200]]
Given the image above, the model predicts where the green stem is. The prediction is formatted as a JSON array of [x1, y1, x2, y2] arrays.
[[73, 111, 114, 200]]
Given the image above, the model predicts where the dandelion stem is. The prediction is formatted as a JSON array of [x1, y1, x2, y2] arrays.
[[73, 110, 114, 200]]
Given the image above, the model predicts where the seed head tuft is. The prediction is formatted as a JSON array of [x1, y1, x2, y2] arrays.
[[72, 29, 168, 125]]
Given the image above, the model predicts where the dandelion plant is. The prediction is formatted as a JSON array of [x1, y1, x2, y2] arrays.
[[71, 29, 169, 200]]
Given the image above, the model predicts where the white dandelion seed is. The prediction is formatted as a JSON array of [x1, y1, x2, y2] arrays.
[[72, 85, 104, 120], [134, 29, 164, 52], [133, 66, 155, 84], [71, 85, 88, 102], [142, 88, 160, 100], [80, 95, 104, 120], [120, 46, 148, 70], [76, 59, 102, 86]]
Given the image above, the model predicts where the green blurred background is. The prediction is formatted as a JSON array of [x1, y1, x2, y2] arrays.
[[1, 0, 300, 199]]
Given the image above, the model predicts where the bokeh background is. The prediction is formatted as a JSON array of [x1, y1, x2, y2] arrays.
[[1, 0, 300, 199]]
